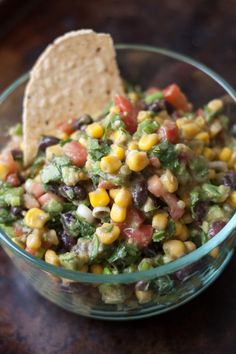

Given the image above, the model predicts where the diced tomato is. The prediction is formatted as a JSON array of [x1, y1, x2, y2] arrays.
[[28, 182, 45, 198], [125, 224, 153, 248], [13, 224, 24, 237], [159, 120, 179, 144], [98, 180, 116, 190], [163, 84, 190, 112], [149, 156, 161, 168], [25, 247, 36, 256], [114, 207, 144, 234], [147, 175, 185, 220], [6, 173, 20, 187], [63, 141, 87, 167], [57, 121, 75, 135], [0, 152, 17, 174], [114, 95, 138, 133], [38, 192, 62, 206], [23, 193, 40, 209]]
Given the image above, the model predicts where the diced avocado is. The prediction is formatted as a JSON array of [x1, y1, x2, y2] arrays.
[[201, 184, 230, 203], [53, 156, 71, 168], [99, 284, 127, 304], [0, 186, 24, 207], [61, 166, 80, 186], [59, 252, 79, 270], [189, 156, 208, 182], [41, 164, 61, 184], [43, 199, 63, 213], [206, 205, 227, 223]]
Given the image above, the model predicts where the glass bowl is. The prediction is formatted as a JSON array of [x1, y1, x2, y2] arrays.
[[0, 45, 236, 320]]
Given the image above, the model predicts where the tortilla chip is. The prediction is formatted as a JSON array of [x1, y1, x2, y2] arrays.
[[23, 29, 124, 165]]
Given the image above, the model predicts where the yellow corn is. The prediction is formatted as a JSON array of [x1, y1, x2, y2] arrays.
[[219, 147, 232, 162], [209, 120, 223, 137], [137, 111, 152, 123], [152, 212, 168, 230], [89, 188, 110, 207], [229, 191, 236, 207], [57, 132, 69, 140], [109, 105, 121, 114], [175, 221, 189, 241], [163, 239, 187, 259], [203, 147, 215, 160], [109, 188, 120, 200], [110, 203, 127, 222], [96, 223, 120, 244], [86, 123, 104, 138], [126, 151, 149, 172], [208, 169, 216, 180], [114, 188, 132, 208], [111, 145, 125, 161], [128, 141, 139, 150], [45, 250, 61, 266], [208, 99, 223, 113], [90, 264, 104, 274], [195, 115, 205, 128], [46, 144, 63, 160], [160, 169, 178, 193], [110, 130, 128, 144], [176, 117, 189, 128], [138, 133, 159, 151], [0, 163, 9, 180], [184, 241, 196, 253], [209, 246, 220, 258], [228, 151, 236, 168], [128, 92, 140, 102], [24, 208, 49, 229], [26, 230, 42, 250], [100, 155, 122, 174], [181, 123, 200, 139], [195, 132, 210, 144], [12, 237, 25, 249]]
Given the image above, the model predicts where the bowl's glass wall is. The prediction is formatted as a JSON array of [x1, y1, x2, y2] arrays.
[[0, 47, 236, 319]]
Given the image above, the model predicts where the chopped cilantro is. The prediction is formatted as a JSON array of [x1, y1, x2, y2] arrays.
[[107, 242, 141, 266], [88, 138, 110, 161], [135, 119, 159, 137], [151, 141, 180, 171], [152, 230, 166, 242]]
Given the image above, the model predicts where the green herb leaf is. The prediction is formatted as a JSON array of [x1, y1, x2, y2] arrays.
[[107, 242, 141, 266], [151, 141, 180, 171], [135, 119, 159, 138], [152, 230, 166, 242], [144, 91, 164, 104], [88, 138, 110, 161]]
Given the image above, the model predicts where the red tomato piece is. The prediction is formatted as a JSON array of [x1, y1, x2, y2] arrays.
[[38, 192, 62, 206], [0, 152, 17, 174], [125, 207, 145, 229], [125, 224, 153, 248], [25, 247, 36, 256], [57, 121, 75, 135], [28, 182, 45, 198], [159, 120, 179, 144], [114, 95, 138, 133], [63, 141, 87, 167], [14, 224, 24, 237], [163, 84, 190, 112], [6, 173, 20, 187]]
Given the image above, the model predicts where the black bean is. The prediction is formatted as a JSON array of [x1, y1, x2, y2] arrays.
[[193, 201, 209, 222], [222, 170, 236, 190], [164, 100, 175, 114], [38, 136, 60, 152], [60, 230, 77, 251], [131, 180, 148, 209], [11, 149, 23, 161], [11, 206, 23, 218], [146, 99, 165, 113], [73, 185, 87, 200], [47, 184, 60, 195], [72, 114, 92, 130], [208, 220, 226, 238]]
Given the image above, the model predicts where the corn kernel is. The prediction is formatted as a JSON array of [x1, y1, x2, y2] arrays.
[[138, 133, 159, 151], [228, 151, 236, 168], [152, 212, 168, 230], [90, 264, 104, 274], [176, 117, 189, 128], [26, 230, 42, 250], [137, 111, 152, 123], [160, 169, 178, 193], [184, 241, 196, 253], [111, 144, 125, 161], [195, 115, 205, 128], [110, 203, 127, 222], [114, 188, 132, 208], [163, 240, 187, 260], [126, 151, 149, 172], [128, 141, 139, 150], [181, 123, 200, 139], [209, 120, 223, 137], [208, 99, 223, 113], [195, 132, 210, 144], [208, 169, 216, 180], [24, 208, 49, 229], [203, 147, 214, 160], [209, 246, 220, 258], [86, 123, 104, 138], [0, 163, 9, 180], [229, 191, 236, 207], [175, 221, 189, 241], [128, 92, 140, 102], [100, 155, 122, 174], [96, 223, 120, 244], [57, 132, 69, 140], [45, 250, 60, 266], [46, 144, 63, 160], [89, 188, 110, 207], [12, 237, 25, 248], [110, 130, 127, 144], [219, 147, 232, 162], [109, 188, 120, 199]]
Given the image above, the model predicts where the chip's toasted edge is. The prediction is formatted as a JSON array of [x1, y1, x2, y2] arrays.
[[23, 29, 124, 166]]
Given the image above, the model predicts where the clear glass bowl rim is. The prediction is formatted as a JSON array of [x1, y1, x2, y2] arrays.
[[0, 44, 235, 284]]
